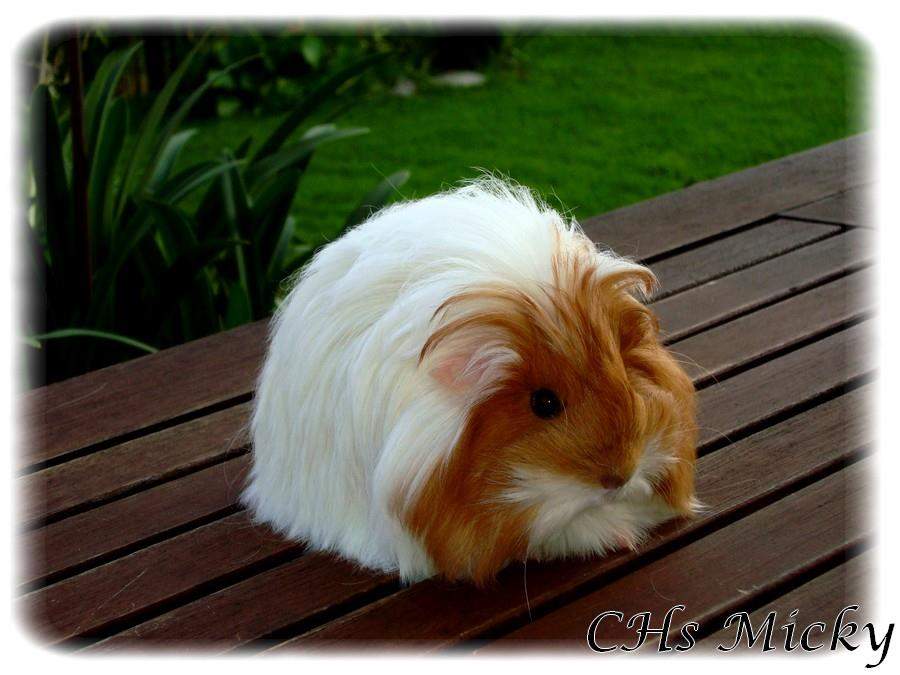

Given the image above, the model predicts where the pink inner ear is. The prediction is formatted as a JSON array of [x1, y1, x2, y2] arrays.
[[430, 353, 478, 393]]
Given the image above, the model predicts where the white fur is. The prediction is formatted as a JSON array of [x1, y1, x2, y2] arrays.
[[243, 177, 671, 582], [507, 440, 681, 560]]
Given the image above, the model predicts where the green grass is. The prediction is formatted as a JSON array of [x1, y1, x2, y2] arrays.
[[179, 28, 867, 246]]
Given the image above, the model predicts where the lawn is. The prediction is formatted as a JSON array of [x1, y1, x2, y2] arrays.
[[180, 28, 867, 247]]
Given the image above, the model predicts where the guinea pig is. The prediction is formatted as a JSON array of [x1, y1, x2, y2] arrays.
[[242, 177, 698, 585]]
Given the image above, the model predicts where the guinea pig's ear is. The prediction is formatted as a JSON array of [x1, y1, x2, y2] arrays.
[[601, 264, 658, 300], [424, 331, 519, 395], [598, 266, 660, 350], [420, 295, 523, 395]]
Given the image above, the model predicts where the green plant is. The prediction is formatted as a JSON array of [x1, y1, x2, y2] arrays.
[[26, 39, 408, 384]]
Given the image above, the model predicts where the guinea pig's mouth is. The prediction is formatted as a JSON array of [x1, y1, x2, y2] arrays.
[[501, 442, 681, 558], [500, 439, 675, 526]]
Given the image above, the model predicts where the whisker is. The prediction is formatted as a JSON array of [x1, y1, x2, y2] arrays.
[[666, 348, 719, 386]]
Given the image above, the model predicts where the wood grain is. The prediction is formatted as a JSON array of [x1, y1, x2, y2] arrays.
[[581, 133, 869, 260], [694, 321, 872, 451], [21, 402, 250, 527], [19, 307, 873, 644], [650, 220, 837, 298], [781, 184, 873, 228], [653, 228, 872, 342], [88, 555, 397, 652], [21, 456, 250, 589], [21, 511, 301, 644], [20, 319, 267, 471], [672, 268, 872, 385], [97, 383, 874, 653]]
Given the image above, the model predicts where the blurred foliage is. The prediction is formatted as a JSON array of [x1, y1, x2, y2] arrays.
[[24, 35, 409, 384], [26, 27, 508, 119]]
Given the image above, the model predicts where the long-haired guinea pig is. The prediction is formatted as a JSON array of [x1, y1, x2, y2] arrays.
[[243, 177, 698, 585]]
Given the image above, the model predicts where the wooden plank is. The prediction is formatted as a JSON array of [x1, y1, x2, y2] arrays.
[[702, 551, 871, 652], [267, 382, 872, 650], [781, 184, 872, 228], [20, 319, 267, 471], [650, 220, 837, 298], [582, 134, 869, 260], [20, 511, 301, 645], [476, 459, 869, 650], [695, 321, 871, 449], [653, 228, 872, 342], [21, 284, 871, 596], [20, 456, 250, 589], [88, 555, 397, 652], [672, 269, 872, 385], [21, 402, 250, 528]]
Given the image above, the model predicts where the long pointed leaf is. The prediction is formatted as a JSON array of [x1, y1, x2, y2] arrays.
[[251, 52, 385, 163], [247, 126, 368, 188], [139, 198, 199, 264], [146, 128, 198, 194], [28, 328, 158, 354], [88, 210, 156, 326], [154, 158, 243, 204], [82, 42, 141, 159], [219, 151, 254, 313], [265, 214, 297, 289], [223, 281, 252, 328], [112, 39, 210, 222], [87, 97, 127, 251], [158, 237, 241, 308], [143, 54, 259, 192], [251, 169, 300, 274]]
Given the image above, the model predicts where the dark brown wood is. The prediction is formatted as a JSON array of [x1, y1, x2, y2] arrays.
[[269, 384, 872, 650], [476, 459, 869, 650], [21, 511, 300, 644], [88, 555, 396, 652], [694, 321, 872, 450], [781, 184, 873, 228], [650, 220, 837, 298], [653, 228, 872, 342], [582, 133, 869, 260], [672, 268, 872, 385], [21, 402, 250, 527], [702, 550, 871, 652], [20, 319, 266, 472], [21, 456, 250, 589]]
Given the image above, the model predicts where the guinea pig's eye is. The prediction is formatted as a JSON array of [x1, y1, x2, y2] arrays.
[[530, 388, 563, 419]]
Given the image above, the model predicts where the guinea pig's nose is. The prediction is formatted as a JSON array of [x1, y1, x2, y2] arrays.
[[600, 472, 632, 490]]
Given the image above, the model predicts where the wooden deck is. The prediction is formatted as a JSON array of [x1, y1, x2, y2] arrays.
[[19, 134, 874, 652]]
